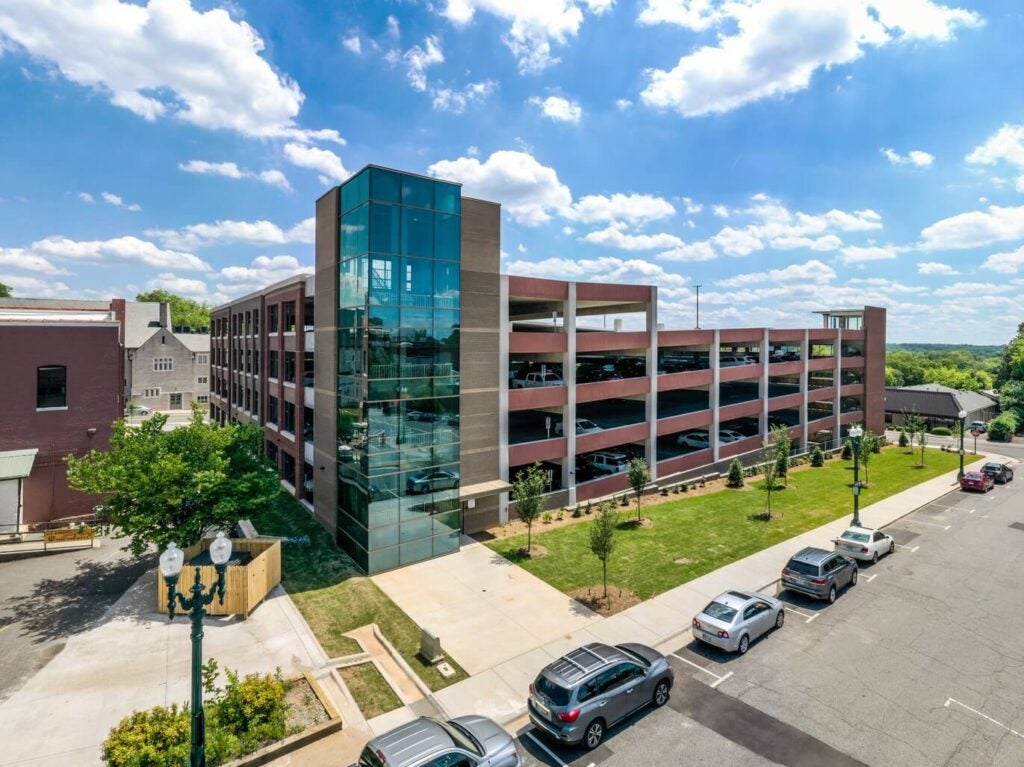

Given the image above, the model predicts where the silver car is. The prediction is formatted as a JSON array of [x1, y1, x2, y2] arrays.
[[528, 642, 673, 750], [356, 715, 521, 767], [691, 590, 785, 654], [406, 470, 460, 494]]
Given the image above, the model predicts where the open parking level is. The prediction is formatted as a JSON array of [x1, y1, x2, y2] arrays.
[[509, 471, 1024, 766]]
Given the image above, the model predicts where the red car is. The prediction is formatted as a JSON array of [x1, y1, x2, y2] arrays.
[[959, 470, 994, 493]]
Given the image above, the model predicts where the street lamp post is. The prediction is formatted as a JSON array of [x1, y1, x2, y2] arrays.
[[957, 409, 967, 480], [849, 425, 863, 527], [159, 532, 233, 767]]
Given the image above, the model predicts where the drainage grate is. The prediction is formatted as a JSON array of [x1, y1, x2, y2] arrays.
[[1010, 522, 1024, 532]]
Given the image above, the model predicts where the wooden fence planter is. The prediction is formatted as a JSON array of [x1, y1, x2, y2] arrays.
[[156, 538, 281, 618]]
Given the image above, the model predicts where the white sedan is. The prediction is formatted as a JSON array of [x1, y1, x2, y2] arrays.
[[833, 527, 895, 564]]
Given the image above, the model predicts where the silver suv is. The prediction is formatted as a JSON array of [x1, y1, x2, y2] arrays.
[[356, 715, 520, 767], [528, 643, 673, 750], [781, 546, 858, 603]]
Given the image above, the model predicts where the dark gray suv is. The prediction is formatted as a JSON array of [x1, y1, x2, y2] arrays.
[[528, 642, 673, 750], [781, 546, 858, 603]]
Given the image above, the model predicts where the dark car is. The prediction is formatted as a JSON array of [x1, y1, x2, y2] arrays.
[[528, 643, 673, 750], [960, 470, 994, 493], [780, 547, 858, 603], [980, 462, 1014, 484]]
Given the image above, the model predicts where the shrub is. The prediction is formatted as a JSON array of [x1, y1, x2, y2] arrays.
[[572, 505, 582, 518], [810, 446, 825, 467], [214, 668, 288, 752], [726, 459, 744, 488], [987, 412, 1018, 442], [103, 704, 191, 767], [585, 501, 593, 515], [841, 439, 853, 460], [898, 429, 909, 448], [931, 426, 952, 436], [556, 510, 564, 521], [541, 511, 553, 524]]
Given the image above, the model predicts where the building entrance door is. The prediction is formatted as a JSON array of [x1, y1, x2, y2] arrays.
[[169, 393, 183, 409]]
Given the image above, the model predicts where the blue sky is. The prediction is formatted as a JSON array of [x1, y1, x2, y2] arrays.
[[1, 0, 1023, 342]]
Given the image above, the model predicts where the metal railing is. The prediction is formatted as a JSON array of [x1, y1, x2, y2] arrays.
[[0, 515, 100, 555]]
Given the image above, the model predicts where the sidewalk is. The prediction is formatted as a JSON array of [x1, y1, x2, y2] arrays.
[[401, 455, 999, 726], [0, 572, 324, 766]]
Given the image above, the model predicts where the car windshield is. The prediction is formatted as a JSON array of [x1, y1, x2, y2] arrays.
[[983, 464, 1001, 471], [534, 675, 571, 706], [702, 601, 738, 622], [438, 720, 484, 757], [840, 531, 870, 543], [358, 746, 386, 767], [615, 645, 652, 668], [787, 560, 819, 576], [579, 420, 598, 429]]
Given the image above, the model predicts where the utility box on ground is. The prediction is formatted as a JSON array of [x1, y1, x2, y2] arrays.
[[419, 628, 444, 664]]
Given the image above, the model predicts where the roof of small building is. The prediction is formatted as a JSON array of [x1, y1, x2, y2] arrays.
[[886, 384, 999, 419], [124, 301, 162, 348], [0, 449, 38, 481]]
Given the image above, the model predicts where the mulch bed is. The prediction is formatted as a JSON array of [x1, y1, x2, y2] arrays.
[[568, 586, 642, 616]]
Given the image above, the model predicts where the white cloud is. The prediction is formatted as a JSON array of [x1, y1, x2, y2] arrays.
[[981, 245, 1024, 274], [716, 259, 837, 288], [657, 241, 717, 262], [427, 149, 572, 225], [386, 15, 400, 38], [881, 147, 935, 167], [0, 247, 71, 274], [0, 0, 334, 140], [529, 95, 583, 124], [145, 272, 210, 300], [916, 261, 959, 275], [920, 205, 1024, 250], [342, 35, 362, 54], [179, 159, 292, 191], [78, 192, 94, 204], [582, 223, 685, 251], [932, 281, 1014, 298], [712, 204, 729, 218], [839, 244, 905, 263], [712, 226, 764, 256], [27, 235, 210, 271], [506, 255, 689, 293], [768, 234, 843, 251], [101, 192, 142, 211], [440, 0, 609, 73], [615, 98, 632, 110], [0, 273, 74, 297], [681, 196, 702, 214], [283, 142, 349, 183], [966, 123, 1024, 192], [146, 217, 313, 250], [215, 254, 312, 298], [561, 226, 575, 235], [639, 0, 980, 117], [431, 80, 496, 113], [566, 193, 676, 225], [404, 36, 444, 91]]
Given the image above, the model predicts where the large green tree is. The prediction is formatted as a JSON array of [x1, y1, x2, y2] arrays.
[[0, 281, 10, 297], [66, 409, 280, 554], [136, 289, 211, 330]]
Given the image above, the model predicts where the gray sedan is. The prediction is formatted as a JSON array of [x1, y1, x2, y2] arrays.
[[691, 590, 785, 654], [357, 715, 520, 767]]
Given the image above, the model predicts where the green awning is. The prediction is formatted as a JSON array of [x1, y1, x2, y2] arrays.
[[0, 449, 38, 481]]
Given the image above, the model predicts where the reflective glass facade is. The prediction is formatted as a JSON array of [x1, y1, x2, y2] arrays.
[[337, 167, 462, 572]]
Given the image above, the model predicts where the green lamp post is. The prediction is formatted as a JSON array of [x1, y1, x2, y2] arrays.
[[849, 425, 863, 528], [956, 409, 967, 480], [159, 531, 233, 767]]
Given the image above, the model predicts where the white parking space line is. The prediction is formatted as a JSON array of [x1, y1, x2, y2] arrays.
[[863, 573, 878, 582], [945, 698, 1024, 740], [905, 518, 951, 530], [894, 543, 919, 552], [523, 730, 569, 766], [710, 671, 734, 689], [669, 652, 728, 682], [784, 607, 819, 623]]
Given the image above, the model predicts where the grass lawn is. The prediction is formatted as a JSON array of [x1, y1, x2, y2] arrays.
[[487, 447, 961, 599], [339, 663, 403, 719], [256, 494, 467, 694]]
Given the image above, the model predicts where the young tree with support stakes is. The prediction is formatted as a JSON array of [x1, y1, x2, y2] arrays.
[[759, 431, 781, 520], [859, 430, 878, 485], [627, 457, 651, 523], [773, 426, 792, 487], [589, 502, 618, 600], [511, 462, 547, 555]]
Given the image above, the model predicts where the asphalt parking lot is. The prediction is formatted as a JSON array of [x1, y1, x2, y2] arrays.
[[513, 470, 1024, 766]]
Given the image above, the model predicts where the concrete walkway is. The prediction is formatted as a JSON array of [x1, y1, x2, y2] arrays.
[[386, 453, 1002, 726], [0, 571, 325, 766]]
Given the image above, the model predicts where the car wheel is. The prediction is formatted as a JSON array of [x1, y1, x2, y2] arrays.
[[584, 719, 605, 750], [850, 568, 858, 586], [653, 679, 670, 707], [775, 610, 785, 630], [738, 634, 750, 654], [889, 541, 895, 555], [828, 585, 837, 604], [872, 551, 879, 564]]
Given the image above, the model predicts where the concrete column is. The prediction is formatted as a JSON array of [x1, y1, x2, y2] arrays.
[[760, 328, 770, 442], [835, 327, 843, 439], [565, 282, 578, 506], [800, 329, 809, 450], [711, 330, 721, 463], [498, 274, 510, 524], [646, 287, 659, 480]]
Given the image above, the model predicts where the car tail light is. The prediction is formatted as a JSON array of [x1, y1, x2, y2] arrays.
[[717, 630, 730, 639], [860, 546, 869, 553], [812, 577, 826, 585], [557, 708, 581, 724], [528, 684, 534, 697], [692, 618, 700, 628]]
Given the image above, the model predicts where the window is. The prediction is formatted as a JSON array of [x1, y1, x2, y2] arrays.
[[282, 451, 296, 483], [284, 352, 296, 383], [268, 396, 279, 426], [268, 304, 279, 333], [284, 401, 296, 433], [144, 388, 160, 397], [153, 357, 173, 371], [269, 350, 279, 379], [197, 376, 208, 384], [197, 395, 209, 404], [37, 365, 67, 409], [266, 441, 279, 465], [283, 301, 297, 332], [169, 393, 182, 409], [197, 354, 208, 365]]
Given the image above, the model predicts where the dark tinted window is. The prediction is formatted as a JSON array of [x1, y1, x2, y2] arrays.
[[37, 365, 66, 408], [357, 746, 385, 767], [534, 675, 570, 706], [786, 559, 820, 576]]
